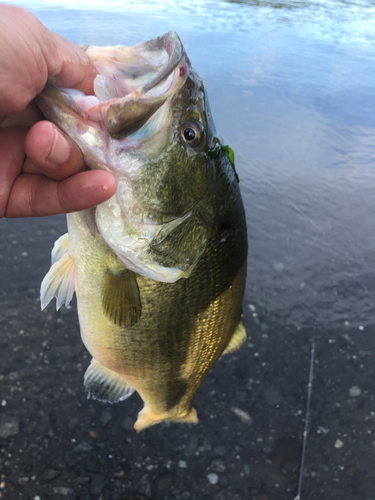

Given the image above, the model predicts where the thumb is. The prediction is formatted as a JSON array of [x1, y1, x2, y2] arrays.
[[41, 31, 98, 95]]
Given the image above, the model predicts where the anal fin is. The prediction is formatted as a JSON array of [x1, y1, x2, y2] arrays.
[[84, 358, 135, 403], [222, 318, 247, 355], [101, 268, 141, 327]]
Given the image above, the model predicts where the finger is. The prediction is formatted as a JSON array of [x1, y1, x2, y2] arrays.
[[45, 32, 98, 95], [0, 128, 27, 218], [24, 121, 86, 179], [0, 102, 43, 129], [0, 7, 53, 115], [0, 6, 97, 118], [5, 170, 117, 218]]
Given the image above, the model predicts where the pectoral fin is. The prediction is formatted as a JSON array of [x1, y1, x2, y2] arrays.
[[144, 215, 209, 274], [84, 359, 135, 403], [222, 318, 247, 355], [101, 268, 141, 327], [40, 233, 75, 310]]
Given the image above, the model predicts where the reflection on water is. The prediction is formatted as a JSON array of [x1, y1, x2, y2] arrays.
[[1, 0, 375, 498]]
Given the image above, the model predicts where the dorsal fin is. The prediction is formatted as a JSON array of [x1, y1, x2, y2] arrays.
[[101, 268, 141, 327]]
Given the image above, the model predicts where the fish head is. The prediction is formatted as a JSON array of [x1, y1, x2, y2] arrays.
[[36, 32, 221, 282]]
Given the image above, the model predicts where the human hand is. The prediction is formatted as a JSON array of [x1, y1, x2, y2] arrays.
[[0, 5, 117, 218]]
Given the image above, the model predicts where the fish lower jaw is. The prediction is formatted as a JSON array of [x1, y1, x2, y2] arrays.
[[134, 406, 198, 432]]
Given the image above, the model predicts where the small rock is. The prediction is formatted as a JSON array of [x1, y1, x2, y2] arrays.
[[73, 441, 94, 454], [192, 392, 207, 408], [43, 470, 61, 482], [100, 409, 113, 427], [122, 417, 134, 431], [234, 364, 251, 380], [211, 459, 226, 473], [231, 407, 253, 425], [139, 475, 152, 497], [207, 472, 219, 485], [198, 443, 212, 453], [143, 426, 163, 446], [67, 417, 79, 431], [273, 262, 284, 272], [184, 434, 198, 456], [213, 445, 226, 456], [345, 466, 359, 478], [243, 464, 251, 475], [52, 487, 73, 495], [7, 371, 20, 382], [73, 476, 90, 485], [70, 343, 83, 355], [90, 474, 107, 495], [334, 439, 344, 449], [178, 460, 187, 468], [157, 473, 172, 497], [317, 426, 329, 435], [235, 391, 247, 403], [23, 421, 37, 435], [18, 477, 29, 485], [349, 385, 361, 397], [219, 476, 228, 486], [343, 333, 354, 344], [114, 471, 126, 478], [0, 416, 20, 438], [85, 460, 101, 473], [263, 388, 282, 406]]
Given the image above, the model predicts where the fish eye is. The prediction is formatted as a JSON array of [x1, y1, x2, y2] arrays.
[[180, 120, 204, 148]]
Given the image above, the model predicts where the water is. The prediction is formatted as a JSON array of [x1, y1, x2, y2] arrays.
[[9, 0, 375, 328], [1, 1, 375, 499]]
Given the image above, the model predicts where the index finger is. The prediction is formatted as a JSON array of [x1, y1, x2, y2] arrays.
[[5, 170, 117, 218]]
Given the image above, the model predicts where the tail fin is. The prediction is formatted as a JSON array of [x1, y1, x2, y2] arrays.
[[134, 406, 198, 432]]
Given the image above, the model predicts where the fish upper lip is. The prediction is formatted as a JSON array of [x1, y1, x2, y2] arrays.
[[138, 31, 184, 94]]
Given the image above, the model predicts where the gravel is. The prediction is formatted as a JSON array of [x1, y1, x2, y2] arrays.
[[1, 216, 375, 500]]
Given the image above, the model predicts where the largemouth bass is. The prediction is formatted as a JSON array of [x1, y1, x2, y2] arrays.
[[37, 32, 247, 432]]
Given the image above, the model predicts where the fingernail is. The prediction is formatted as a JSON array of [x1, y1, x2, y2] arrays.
[[48, 129, 70, 164]]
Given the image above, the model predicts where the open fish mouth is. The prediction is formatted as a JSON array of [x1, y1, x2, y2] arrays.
[[39, 31, 188, 140]]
